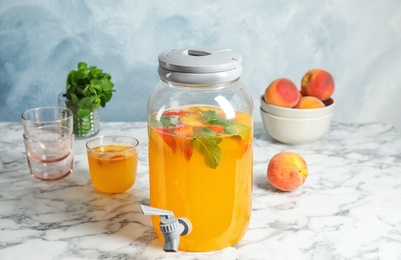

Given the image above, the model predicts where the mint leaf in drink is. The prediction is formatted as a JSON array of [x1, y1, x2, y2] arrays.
[[202, 110, 233, 127], [160, 115, 177, 127], [225, 123, 250, 140], [194, 127, 217, 137], [190, 137, 221, 169], [149, 114, 178, 129]]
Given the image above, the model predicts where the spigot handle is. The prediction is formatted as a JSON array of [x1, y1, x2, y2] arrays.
[[141, 205, 173, 216], [140, 205, 175, 223]]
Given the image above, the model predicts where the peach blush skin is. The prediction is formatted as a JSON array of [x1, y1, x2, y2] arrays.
[[295, 96, 325, 109], [264, 78, 301, 108], [267, 152, 308, 191], [301, 69, 335, 101]]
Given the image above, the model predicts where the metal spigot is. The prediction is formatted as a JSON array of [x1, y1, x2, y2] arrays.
[[140, 205, 192, 252]]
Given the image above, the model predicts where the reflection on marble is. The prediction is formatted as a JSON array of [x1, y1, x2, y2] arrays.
[[0, 122, 401, 259]]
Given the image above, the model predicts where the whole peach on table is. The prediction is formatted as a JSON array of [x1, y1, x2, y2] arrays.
[[295, 96, 325, 109], [264, 78, 301, 108], [301, 69, 335, 101], [267, 151, 308, 191]]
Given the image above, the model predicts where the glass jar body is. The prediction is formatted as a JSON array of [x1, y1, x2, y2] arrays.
[[147, 79, 253, 251]]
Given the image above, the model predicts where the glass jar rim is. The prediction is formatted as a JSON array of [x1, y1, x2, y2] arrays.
[[86, 135, 139, 153]]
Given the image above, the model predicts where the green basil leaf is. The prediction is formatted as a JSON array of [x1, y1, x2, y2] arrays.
[[65, 62, 115, 120], [78, 62, 87, 70], [77, 108, 91, 118], [100, 78, 113, 91]]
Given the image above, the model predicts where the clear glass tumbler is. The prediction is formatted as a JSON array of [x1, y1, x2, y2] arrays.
[[86, 135, 139, 194], [21, 107, 74, 181]]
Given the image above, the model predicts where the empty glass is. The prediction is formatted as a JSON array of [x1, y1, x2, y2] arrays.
[[21, 107, 74, 181]]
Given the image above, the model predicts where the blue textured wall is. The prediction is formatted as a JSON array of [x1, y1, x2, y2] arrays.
[[1, 1, 401, 130]]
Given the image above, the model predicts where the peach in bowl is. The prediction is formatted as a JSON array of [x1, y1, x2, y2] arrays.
[[260, 96, 335, 119], [260, 108, 334, 145]]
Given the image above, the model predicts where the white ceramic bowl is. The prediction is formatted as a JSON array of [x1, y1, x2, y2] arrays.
[[260, 108, 334, 145], [260, 96, 335, 118]]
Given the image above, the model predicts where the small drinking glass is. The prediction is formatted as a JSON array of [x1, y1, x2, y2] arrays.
[[21, 107, 74, 181], [86, 136, 139, 194]]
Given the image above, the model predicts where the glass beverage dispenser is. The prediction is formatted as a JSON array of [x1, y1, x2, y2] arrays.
[[146, 48, 253, 252]]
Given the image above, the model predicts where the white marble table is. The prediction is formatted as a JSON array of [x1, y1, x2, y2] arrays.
[[1, 121, 401, 260]]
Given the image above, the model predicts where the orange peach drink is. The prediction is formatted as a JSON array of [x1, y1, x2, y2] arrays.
[[87, 145, 138, 193], [148, 105, 253, 252]]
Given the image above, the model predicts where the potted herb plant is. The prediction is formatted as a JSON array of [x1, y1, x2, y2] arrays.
[[58, 62, 115, 138]]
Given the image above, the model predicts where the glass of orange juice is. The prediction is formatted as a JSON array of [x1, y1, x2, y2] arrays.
[[86, 135, 139, 194]]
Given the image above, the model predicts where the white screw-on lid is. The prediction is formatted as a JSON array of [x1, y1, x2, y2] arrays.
[[158, 48, 242, 85]]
